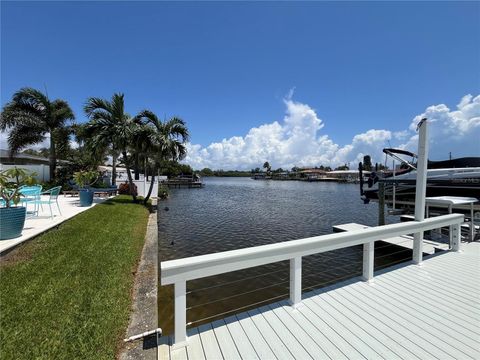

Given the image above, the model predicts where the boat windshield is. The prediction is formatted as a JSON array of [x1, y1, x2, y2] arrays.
[[383, 148, 417, 170]]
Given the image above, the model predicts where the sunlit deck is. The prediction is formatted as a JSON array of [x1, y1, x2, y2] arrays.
[[159, 241, 480, 360]]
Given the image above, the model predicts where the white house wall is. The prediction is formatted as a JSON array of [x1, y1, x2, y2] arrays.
[[0, 164, 50, 182]]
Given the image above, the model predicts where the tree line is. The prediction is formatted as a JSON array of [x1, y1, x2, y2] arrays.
[[0, 88, 189, 204]]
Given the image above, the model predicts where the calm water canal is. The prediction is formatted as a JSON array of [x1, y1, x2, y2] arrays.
[[158, 177, 407, 334]]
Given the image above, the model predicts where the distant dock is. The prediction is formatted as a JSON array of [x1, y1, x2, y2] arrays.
[[164, 178, 204, 189]]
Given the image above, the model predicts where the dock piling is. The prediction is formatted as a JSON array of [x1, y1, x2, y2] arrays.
[[413, 118, 429, 265]]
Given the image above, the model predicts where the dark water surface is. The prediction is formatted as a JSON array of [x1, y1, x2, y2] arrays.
[[158, 177, 407, 334]]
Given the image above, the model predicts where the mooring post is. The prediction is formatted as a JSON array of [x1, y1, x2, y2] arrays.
[[174, 281, 187, 344], [289, 257, 302, 308], [413, 118, 429, 265], [378, 183, 385, 226]]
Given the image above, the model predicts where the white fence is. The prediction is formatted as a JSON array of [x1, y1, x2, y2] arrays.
[[115, 178, 159, 198], [161, 213, 464, 344], [0, 164, 50, 182]]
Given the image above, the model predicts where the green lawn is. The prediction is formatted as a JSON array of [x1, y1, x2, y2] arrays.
[[0, 196, 150, 359]]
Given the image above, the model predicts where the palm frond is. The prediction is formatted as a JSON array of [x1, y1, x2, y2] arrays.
[[164, 116, 189, 142], [84, 97, 112, 117], [111, 93, 125, 121], [7, 123, 46, 155], [51, 99, 75, 127], [12, 87, 50, 113]]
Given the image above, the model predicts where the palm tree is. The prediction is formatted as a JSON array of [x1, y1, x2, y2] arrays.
[[84, 93, 138, 201], [133, 110, 189, 205], [263, 161, 271, 174], [0, 87, 75, 179]]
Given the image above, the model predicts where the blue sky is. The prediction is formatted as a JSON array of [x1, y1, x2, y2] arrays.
[[2, 1, 479, 169]]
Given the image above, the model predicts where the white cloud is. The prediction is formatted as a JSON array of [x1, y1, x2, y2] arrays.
[[185, 93, 480, 170], [401, 94, 480, 159], [185, 96, 395, 170], [0, 132, 8, 149], [393, 130, 409, 141]]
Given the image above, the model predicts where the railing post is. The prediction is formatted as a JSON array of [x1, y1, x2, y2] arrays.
[[413, 118, 429, 265], [174, 281, 187, 345], [362, 241, 374, 282], [451, 223, 461, 252], [289, 257, 302, 308]]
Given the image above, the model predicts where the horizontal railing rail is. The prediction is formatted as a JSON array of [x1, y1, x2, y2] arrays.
[[161, 214, 463, 284], [160, 213, 464, 345]]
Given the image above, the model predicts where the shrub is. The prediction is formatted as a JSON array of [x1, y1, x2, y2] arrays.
[[73, 170, 98, 189], [92, 181, 109, 189], [118, 182, 137, 196], [158, 185, 169, 200]]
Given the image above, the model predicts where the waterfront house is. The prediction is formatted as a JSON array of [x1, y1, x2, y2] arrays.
[[0, 149, 69, 182], [299, 168, 327, 181]]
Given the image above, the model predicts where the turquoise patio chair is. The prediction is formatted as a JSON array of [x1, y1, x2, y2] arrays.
[[19, 185, 42, 217], [37, 186, 62, 219]]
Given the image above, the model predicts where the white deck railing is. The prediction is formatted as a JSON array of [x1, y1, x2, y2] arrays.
[[161, 213, 464, 345]]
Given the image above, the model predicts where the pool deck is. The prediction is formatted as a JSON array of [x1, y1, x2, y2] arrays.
[[0, 195, 109, 255], [158, 241, 480, 359]]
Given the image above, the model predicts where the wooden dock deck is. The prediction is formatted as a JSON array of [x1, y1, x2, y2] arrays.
[[159, 241, 480, 359], [164, 180, 204, 189]]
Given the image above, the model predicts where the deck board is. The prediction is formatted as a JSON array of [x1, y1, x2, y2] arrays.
[[247, 307, 295, 360], [255, 304, 312, 359], [186, 327, 205, 360], [314, 294, 402, 359], [160, 242, 480, 359], [267, 301, 332, 359], [197, 323, 223, 359], [234, 312, 276, 360], [372, 274, 480, 335], [271, 301, 348, 360], [223, 315, 259, 360], [378, 274, 480, 325], [350, 281, 479, 358], [211, 319, 241, 360]]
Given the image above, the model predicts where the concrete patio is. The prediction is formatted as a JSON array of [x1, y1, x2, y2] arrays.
[[0, 195, 109, 254]]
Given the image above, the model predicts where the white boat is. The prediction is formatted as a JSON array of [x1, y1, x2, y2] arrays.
[[361, 148, 480, 203]]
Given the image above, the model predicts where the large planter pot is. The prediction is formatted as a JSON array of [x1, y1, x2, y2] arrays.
[[79, 189, 94, 207], [0, 206, 27, 240]]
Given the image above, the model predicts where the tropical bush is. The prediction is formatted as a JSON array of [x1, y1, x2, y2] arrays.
[[118, 182, 137, 196], [158, 184, 169, 200], [73, 170, 98, 189]]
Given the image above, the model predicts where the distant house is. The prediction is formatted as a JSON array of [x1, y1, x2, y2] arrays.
[[0, 149, 69, 181], [252, 173, 268, 180], [299, 168, 327, 181]]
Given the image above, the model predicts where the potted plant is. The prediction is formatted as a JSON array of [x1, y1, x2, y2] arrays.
[[73, 170, 98, 207], [0, 167, 37, 240]]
